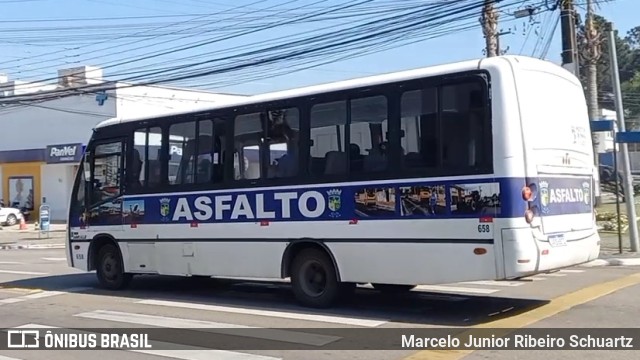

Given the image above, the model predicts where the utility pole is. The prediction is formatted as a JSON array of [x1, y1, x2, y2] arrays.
[[606, 22, 639, 252], [481, 0, 499, 57], [584, 0, 603, 206], [560, 0, 578, 74]]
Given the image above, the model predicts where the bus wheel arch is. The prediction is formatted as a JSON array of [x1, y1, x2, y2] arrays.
[[89, 235, 132, 290], [282, 241, 353, 308]]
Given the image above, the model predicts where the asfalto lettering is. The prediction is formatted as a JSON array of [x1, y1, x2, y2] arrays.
[[168, 190, 335, 222]]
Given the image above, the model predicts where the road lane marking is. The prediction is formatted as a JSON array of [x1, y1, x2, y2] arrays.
[[558, 269, 584, 273], [0, 291, 64, 305], [523, 276, 547, 281], [402, 271, 640, 360], [534, 273, 567, 277], [136, 350, 281, 360], [0, 287, 92, 305], [74, 310, 340, 346], [0, 356, 23, 360], [457, 280, 525, 287], [12, 324, 282, 360], [41, 257, 66, 261], [0, 270, 48, 275], [413, 285, 498, 295], [137, 299, 387, 327]]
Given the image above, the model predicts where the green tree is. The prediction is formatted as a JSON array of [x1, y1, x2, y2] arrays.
[[576, 14, 638, 110], [621, 72, 640, 118], [575, 13, 640, 127]]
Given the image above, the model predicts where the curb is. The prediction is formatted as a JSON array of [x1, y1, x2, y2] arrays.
[[0, 244, 65, 250], [581, 258, 640, 267]]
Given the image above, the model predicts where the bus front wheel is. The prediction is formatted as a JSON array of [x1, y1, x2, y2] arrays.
[[290, 248, 341, 308], [96, 243, 132, 290]]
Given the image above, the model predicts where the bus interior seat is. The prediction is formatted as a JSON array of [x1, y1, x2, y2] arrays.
[[324, 151, 347, 175], [148, 160, 161, 185], [349, 144, 363, 172], [363, 141, 387, 172], [197, 158, 211, 183], [129, 149, 143, 189]]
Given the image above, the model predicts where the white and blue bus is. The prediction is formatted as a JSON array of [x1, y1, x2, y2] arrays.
[[66, 55, 600, 308]]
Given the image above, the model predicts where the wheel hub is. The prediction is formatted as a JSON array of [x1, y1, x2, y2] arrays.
[[301, 261, 327, 297]]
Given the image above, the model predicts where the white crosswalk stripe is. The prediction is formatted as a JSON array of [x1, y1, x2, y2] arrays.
[[413, 285, 499, 294], [137, 299, 387, 327], [534, 273, 567, 277], [0, 287, 92, 306], [457, 280, 525, 287], [0, 270, 48, 275], [41, 257, 66, 261]]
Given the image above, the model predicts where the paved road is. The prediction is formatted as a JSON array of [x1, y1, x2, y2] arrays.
[[0, 248, 639, 360]]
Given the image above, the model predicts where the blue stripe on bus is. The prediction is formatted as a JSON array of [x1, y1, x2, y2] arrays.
[[70, 176, 593, 227]]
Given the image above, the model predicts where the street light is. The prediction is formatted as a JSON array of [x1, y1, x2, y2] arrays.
[[514, 7, 536, 19]]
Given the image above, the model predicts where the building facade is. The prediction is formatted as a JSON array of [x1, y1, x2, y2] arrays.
[[0, 66, 245, 221]]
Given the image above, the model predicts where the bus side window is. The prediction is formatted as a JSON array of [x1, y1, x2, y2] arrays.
[[234, 113, 263, 181], [400, 87, 439, 171], [169, 121, 197, 185], [266, 108, 299, 178], [350, 95, 388, 174], [440, 82, 487, 170], [309, 100, 347, 177]]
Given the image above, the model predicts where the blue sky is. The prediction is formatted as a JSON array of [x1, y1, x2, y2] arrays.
[[0, 0, 637, 95]]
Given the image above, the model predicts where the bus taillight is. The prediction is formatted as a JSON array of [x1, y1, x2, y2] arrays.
[[522, 183, 537, 201], [525, 209, 535, 224]]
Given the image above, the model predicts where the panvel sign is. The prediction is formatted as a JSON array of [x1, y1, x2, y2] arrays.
[[137, 188, 348, 224], [45, 143, 84, 164]]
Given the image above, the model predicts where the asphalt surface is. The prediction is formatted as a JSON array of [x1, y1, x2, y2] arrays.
[[0, 247, 639, 360]]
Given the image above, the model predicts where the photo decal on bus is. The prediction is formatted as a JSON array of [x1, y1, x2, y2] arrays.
[[399, 185, 446, 217], [449, 182, 501, 216], [353, 187, 396, 218]]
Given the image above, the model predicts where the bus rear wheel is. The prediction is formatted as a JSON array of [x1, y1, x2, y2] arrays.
[[290, 248, 341, 308], [372, 283, 416, 293], [96, 243, 132, 290]]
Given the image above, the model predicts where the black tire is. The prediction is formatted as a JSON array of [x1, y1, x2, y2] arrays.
[[5, 214, 17, 226], [96, 243, 132, 290], [372, 283, 416, 293], [290, 248, 341, 308]]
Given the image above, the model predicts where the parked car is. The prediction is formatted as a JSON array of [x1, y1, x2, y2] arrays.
[[0, 200, 25, 226], [600, 164, 622, 183]]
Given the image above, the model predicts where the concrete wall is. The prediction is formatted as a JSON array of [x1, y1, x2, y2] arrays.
[[0, 93, 116, 152], [40, 164, 76, 221]]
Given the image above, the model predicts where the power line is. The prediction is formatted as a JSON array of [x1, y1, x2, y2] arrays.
[[1, 0, 545, 107]]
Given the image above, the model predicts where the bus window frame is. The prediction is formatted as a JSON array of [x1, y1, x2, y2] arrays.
[[393, 72, 494, 179], [86, 137, 127, 210], [84, 69, 493, 197], [228, 101, 307, 188]]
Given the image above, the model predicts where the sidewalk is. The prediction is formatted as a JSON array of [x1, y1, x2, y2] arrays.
[[592, 231, 640, 266], [0, 223, 66, 250]]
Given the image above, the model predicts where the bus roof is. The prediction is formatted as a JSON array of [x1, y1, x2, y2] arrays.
[[94, 55, 563, 129]]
